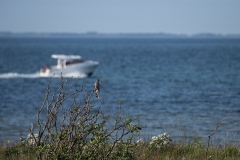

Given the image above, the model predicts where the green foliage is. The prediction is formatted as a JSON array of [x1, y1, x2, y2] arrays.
[[221, 145, 240, 158], [1, 136, 240, 160], [1, 77, 240, 159], [0, 140, 36, 159], [27, 77, 141, 159]]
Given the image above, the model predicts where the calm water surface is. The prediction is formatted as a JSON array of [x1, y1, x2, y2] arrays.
[[0, 38, 240, 144]]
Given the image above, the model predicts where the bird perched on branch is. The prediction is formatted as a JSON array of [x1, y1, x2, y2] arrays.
[[94, 79, 100, 98]]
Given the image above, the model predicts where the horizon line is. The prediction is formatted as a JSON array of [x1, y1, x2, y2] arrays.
[[1, 31, 240, 36], [1, 31, 240, 39]]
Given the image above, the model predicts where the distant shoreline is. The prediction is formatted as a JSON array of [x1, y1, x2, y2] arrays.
[[0, 32, 240, 39]]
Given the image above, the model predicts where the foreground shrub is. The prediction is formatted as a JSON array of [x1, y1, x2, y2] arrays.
[[14, 76, 141, 160]]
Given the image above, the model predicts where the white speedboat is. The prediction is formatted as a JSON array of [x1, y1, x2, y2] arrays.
[[38, 54, 99, 77]]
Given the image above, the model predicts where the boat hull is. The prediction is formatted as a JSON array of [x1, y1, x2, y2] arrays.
[[39, 60, 99, 78]]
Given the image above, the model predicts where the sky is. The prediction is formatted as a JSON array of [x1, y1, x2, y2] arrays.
[[1, 0, 240, 35]]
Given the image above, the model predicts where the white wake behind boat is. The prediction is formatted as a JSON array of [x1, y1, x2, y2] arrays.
[[38, 54, 99, 77]]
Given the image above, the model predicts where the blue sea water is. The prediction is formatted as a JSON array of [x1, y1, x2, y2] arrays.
[[0, 38, 240, 144]]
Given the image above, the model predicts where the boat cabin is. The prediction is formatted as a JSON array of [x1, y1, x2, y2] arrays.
[[51, 54, 84, 69]]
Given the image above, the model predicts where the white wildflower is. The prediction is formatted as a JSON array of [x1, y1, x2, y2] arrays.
[[150, 132, 172, 149], [27, 133, 39, 145], [7, 140, 11, 144], [136, 139, 144, 143]]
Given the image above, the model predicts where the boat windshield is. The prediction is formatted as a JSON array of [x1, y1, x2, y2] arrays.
[[66, 59, 84, 65]]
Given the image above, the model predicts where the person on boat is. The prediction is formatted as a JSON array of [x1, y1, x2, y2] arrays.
[[42, 65, 50, 72]]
